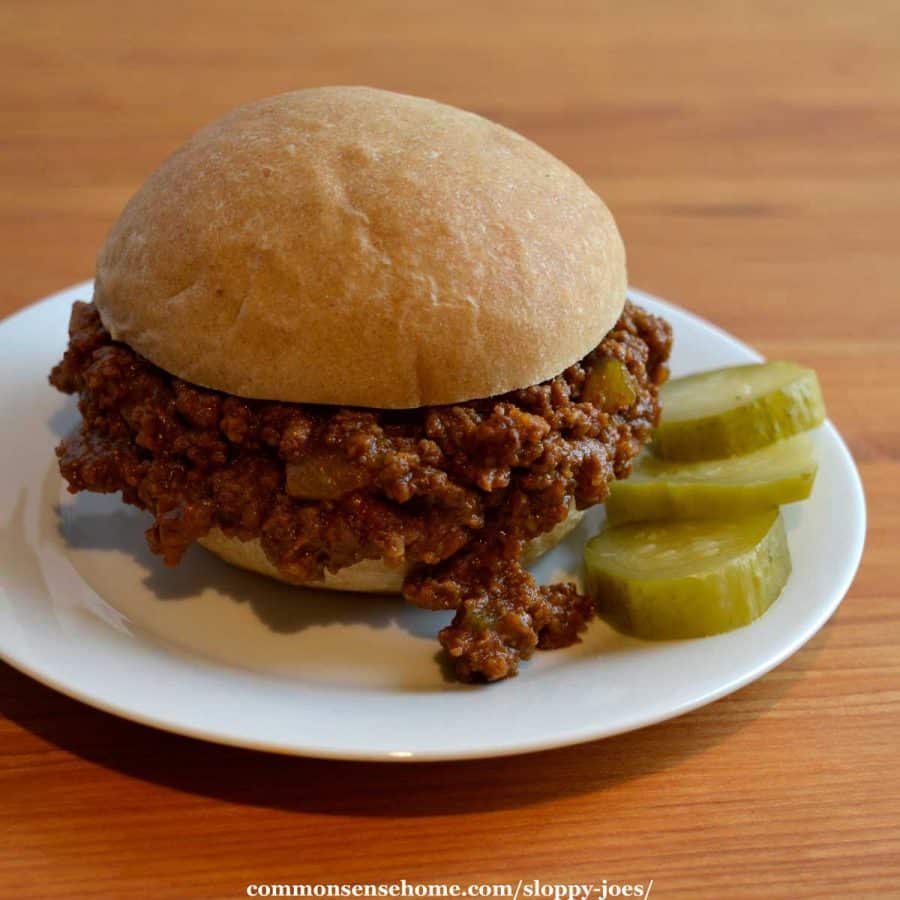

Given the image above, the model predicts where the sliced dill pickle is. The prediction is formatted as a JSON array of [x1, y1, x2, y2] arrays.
[[607, 434, 817, 524], [583, 358, 638, 412], [654, 362, 826, 461], [584, 510, 791, 640]]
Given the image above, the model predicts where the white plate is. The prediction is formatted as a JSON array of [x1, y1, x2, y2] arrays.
[[0, 282, 865, 761]]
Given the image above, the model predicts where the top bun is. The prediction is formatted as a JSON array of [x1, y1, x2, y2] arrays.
[[94, 87, 626, 408]]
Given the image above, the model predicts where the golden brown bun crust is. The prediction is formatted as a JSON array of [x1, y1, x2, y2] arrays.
[[197, 508, 584, 594], [94, 86, 625, 408]]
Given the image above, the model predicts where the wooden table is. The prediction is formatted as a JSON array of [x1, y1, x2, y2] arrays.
[[2, 2, 898, 897]]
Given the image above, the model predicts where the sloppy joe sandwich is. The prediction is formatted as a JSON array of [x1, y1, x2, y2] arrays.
[[50, 87, 671, 681]]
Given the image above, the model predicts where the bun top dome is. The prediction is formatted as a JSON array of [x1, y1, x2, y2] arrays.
[[94, 86, 626, 408]]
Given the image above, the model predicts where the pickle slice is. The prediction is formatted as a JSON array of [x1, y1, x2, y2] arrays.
[[585, 510, 791, 640], [654, 362, 826, 461], [607, 434, 817, 524]]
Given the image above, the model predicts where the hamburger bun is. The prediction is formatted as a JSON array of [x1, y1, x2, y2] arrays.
[[93, 86, 626, 409], [198, 506, 584, 593]]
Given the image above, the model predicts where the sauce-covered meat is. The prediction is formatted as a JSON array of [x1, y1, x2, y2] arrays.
[[50, 300, 671, 681]]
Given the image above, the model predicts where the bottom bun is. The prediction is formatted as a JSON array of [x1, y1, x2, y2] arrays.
[[197, 507, 585, 594]]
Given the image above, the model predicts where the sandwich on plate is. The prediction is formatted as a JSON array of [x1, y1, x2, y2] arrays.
[[50, 87, 672, 681]]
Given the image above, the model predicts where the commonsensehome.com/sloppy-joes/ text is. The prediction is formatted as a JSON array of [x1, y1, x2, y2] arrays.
[[245, 881, 655, 899]]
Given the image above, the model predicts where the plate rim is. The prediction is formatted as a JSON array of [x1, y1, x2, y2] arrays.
[[0, 281, 867, 762]]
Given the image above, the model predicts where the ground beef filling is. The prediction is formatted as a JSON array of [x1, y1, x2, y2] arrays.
[[50, 301, 671, 681]]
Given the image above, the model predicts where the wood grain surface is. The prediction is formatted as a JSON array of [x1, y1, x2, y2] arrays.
[[2, 2, 898, 897]]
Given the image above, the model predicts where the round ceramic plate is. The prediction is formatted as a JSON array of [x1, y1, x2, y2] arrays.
[[0, 282, 865, 761]]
